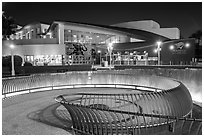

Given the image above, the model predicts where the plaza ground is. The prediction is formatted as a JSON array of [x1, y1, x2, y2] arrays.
[[2, 88, 201, 135]]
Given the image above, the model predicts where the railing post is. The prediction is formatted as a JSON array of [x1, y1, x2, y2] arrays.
[[168, 121, 175, 133]]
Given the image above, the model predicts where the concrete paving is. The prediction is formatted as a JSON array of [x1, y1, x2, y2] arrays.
[[2, 88, 129, 135], [2, 88, 202, 135]]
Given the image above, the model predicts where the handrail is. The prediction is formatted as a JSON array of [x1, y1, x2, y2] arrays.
[[55, 92, 201, 135], [2, 71, 180, 96], [2, 70, 201, 135], [56, 98, 201, 122]]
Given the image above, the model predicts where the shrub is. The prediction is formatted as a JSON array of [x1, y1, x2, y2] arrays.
[[2, 55, 23, 67], [24, 62, 33, 66]]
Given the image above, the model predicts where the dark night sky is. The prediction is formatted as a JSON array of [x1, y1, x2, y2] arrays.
[[2, 2, 202, 38]]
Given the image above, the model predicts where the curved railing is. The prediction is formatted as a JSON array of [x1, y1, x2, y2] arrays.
[[2, 70, 201, 135], [56, 93, 201, 135], [1, 70, 182, 95]]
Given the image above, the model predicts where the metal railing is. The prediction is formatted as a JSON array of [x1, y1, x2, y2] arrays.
[[55, 93, 201, 135], [2, 70, 202, 135]]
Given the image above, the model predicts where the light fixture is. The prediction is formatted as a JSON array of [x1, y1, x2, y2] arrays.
[[108, 42, 113, 47], [156, 41, 162, 47], [185, 43, 190, 48], [107, 43, 114, 70], [169, 45, 174, 50], [10, 44, 15, 76], [10, 44, 15, 49], [108, 43, 113, 52], [156, 41, 162, 65], [154, 49, 158, 53]]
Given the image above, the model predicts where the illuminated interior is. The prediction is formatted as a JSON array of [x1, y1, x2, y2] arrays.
[[63, 28, 134, 47], [25, 55, 62, 66]]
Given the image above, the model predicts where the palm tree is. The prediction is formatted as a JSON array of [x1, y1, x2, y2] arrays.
[[189, 30, 202, 40], [2, 11, 17, 40], [189, 30, 202, 60]]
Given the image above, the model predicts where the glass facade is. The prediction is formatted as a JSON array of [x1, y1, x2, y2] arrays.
[[64, 29, 116, 65], [63, 28, 133, 65], [64, 29, 115, 44]]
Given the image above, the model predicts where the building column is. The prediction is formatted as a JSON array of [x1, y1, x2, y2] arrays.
[[21, 55, 25, 66], [58, 23, 64, 44]]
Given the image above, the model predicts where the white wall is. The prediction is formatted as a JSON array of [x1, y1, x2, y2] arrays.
[[147, 28, 180, 39], [21, 44, 65, 55], [2, 42, 65, 58], [112, 20, 160, 30], [112, 20, 180, 39]]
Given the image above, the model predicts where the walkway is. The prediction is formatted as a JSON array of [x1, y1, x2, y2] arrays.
[[2, 88, 130, 135]]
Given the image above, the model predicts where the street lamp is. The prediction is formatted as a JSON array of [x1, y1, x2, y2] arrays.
[[107, 43, 113, 70], [156, 41, 162, 65], [169, 45, 174, 50], [144, 51, 148, 65], [185, 43, 190, 48], [98, 50, 101, 66], [10, 44, 15, 76], [154, 49, 158, 53]]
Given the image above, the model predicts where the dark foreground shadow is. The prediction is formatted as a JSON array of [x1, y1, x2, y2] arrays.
[[27, 103, 73, 134]]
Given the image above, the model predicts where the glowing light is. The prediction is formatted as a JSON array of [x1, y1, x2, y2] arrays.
[[154, 49, 158, 53], [108, 42, 113, 47], [156, 41, 162, 46], [98, 50, 101, 53], [169, 45, 174, 50], [185, 43, 190, 48], [10, 44, 15, 49], [107, 43, 114, 54], [108, 43, 113, 51]]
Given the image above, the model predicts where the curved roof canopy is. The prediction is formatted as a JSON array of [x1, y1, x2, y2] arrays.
[[48, 20, 171, 43]]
